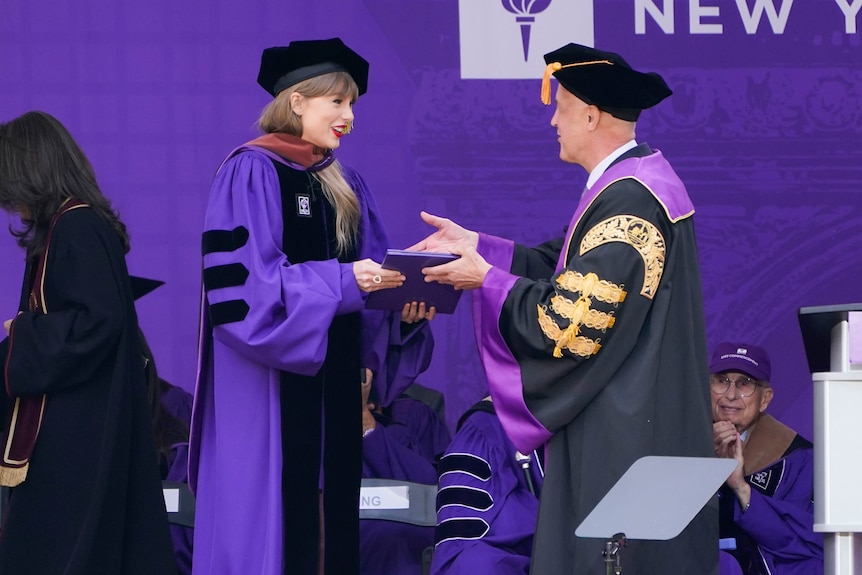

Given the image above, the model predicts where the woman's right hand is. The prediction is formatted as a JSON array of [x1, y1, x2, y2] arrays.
[[3, 319, 12, 335], [353, 259, 405, 293]]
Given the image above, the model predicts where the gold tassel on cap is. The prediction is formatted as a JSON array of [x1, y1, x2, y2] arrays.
[[540, 59, 616, 105], [541, 62, 562, 105]]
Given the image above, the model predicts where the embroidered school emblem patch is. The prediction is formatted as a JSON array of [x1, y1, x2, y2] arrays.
[[747, 460, 784, 497], [297, 194, 311, 217]]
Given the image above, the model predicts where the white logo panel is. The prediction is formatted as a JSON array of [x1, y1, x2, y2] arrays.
[[459, 0, 595, 79]]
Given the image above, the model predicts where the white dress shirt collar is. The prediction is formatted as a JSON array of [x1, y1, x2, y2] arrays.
[[586, 139, 638, 190]]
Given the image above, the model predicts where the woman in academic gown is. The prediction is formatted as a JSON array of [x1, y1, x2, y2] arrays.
[[188, 38, 436, 575], [0, 111, 176, 575]]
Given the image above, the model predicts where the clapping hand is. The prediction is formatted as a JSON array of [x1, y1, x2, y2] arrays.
[[713, 420, 749, 503]]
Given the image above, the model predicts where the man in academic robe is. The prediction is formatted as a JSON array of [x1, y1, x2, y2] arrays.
[[711, 342, 822, 575], [412, 42, 716, 574]]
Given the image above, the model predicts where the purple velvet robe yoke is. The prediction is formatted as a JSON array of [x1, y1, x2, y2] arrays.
[[728, 446, 822, 575], [470, 147, 716, 575], [188, 148, 433, 575], [431, 408, 542, 575]]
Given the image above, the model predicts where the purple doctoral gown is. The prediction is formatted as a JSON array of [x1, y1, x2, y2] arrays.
[[431, 402, 543, 575], [188, 147, 434, 575], [472, 145, 717, 574]]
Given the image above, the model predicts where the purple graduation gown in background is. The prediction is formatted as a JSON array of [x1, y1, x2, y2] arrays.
[[431, 402, 543, 575], [161, 381, 194, 575], [388, 395, 451, 463], [361, 419, 439, 575], [188, 147, 434, 575], [719, 429, 822, 575], [161, 380, 193, 430], [166, 442, 193, 575]]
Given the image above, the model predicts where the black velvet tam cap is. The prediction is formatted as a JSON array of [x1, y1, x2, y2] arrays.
[[541, 43, 672, 121], [130, 276, 164, 301], [257, 37, 369, 97]]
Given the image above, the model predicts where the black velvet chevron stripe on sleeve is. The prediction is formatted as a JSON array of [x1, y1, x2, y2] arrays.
[[435, 517, 490, 544], [202, 226, 249, 255], [437, 453, 492, 481], [208, 300, 250, 326], [203, 263, 250, 291], [436, 486, 493, 512]]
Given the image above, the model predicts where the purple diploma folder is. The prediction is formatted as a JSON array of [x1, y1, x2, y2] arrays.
[[365, 250, 463, 314]]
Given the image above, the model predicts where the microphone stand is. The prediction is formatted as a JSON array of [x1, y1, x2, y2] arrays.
[[602, 532, 626, 575], [514, 451, 536, 496]]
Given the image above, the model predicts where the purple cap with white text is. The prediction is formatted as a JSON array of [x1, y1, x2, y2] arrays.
[[709, 342, 771, 382]]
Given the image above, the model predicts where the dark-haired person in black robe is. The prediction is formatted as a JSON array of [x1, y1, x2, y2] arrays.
[[0, 110, 176, 574], [412, 43, 716, 574]]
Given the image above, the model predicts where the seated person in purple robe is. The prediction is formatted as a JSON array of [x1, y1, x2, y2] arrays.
[[141, 329, 194, 575], [431, 397, 543, 575], [711, 342, 823, 575], [361, 371, 439, 575], [385, 382, 451, 465]]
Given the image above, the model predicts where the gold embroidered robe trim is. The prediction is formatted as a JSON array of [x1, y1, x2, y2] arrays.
[[537, 305, 602, 358], [550, 295, 616, 332], [554, 271, 626, 305], [539, 270, 623, 358], [579, 215, 665, 299]]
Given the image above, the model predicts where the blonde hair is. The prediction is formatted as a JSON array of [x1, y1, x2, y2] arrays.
[[258, 71, 361, 256]]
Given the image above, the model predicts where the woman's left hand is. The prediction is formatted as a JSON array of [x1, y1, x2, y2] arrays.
[[3, 319, 12, 335], [401, 301, 436, 324]]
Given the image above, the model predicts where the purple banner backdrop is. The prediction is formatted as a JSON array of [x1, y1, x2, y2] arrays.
[[1, 0, 860, 440]]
